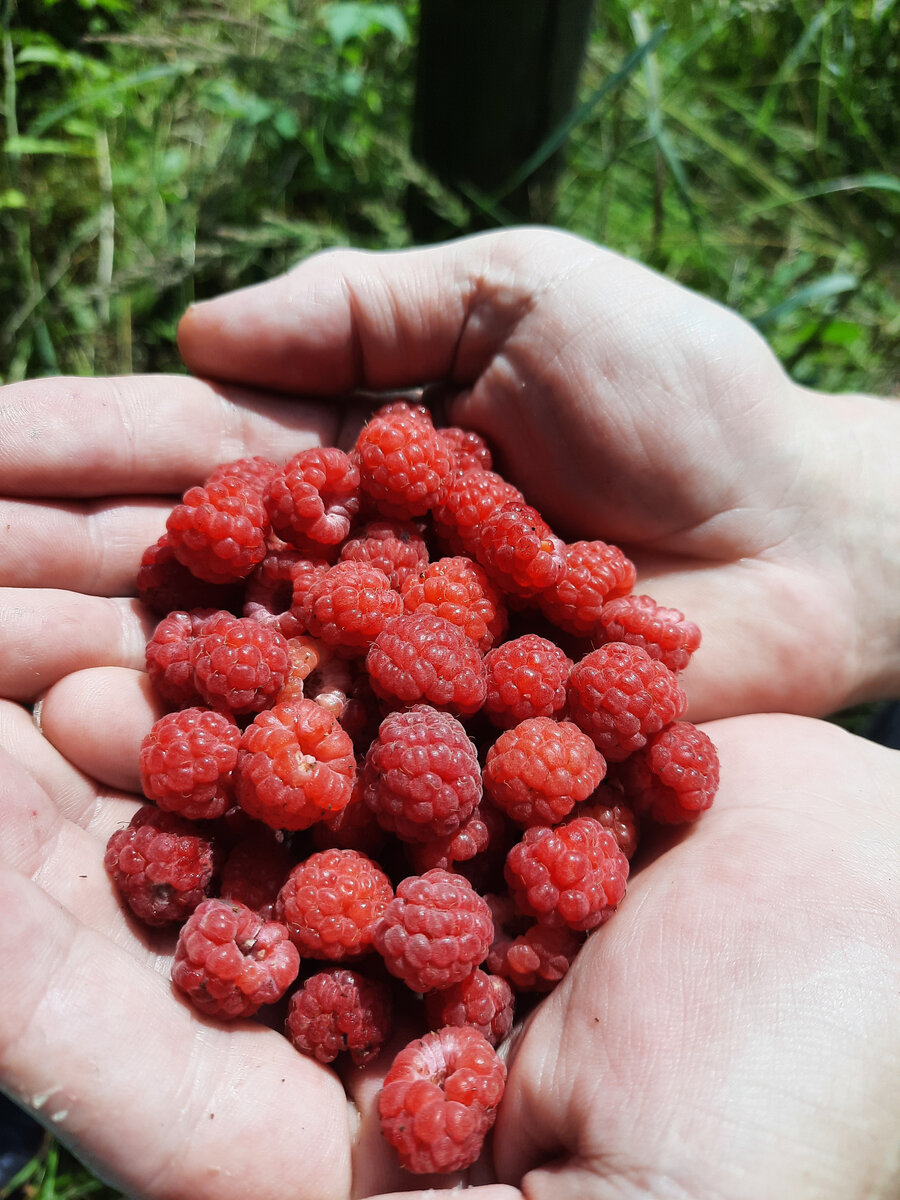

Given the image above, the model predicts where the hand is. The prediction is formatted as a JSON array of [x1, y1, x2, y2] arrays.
[[177, 227, 900, 721]]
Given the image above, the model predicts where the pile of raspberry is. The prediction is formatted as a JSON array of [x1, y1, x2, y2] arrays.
[[107, 399, 719, 1176]]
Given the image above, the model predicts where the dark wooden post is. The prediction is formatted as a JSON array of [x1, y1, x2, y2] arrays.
[[408, 0, 595, 240]]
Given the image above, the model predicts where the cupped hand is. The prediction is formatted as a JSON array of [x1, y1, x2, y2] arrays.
[[178, 227, 900, 721]]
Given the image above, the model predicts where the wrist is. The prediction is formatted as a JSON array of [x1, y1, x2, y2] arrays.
[[794, 383, 900, 707]]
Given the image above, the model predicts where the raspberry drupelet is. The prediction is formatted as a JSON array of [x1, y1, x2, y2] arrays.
[[363, 705, 482, 843], [400, 555, 507, 653], [482, 633, 572, 729], [237, 698, 356, 831], [191, 612, 291, 715], [538, 539, 637, 636], [265, 447, 360, 550], [275, 848, 393, 959], [616, 720, 720, 824], [567, 642, 688, 762], [374, 869, 494, 993], [505, 817, 629, 931], [296, 560, 403, 656], [104, 805, 215, 926], [597, 594, 702, 673], [472, 501, 567, 600], [166, 475, 269, 583], [405, 803, 496, 874], [172, 898, 300, 1020], [482, 717, 607, 828], [139, 707, 241, 821], [286, 967, 392, 1065], [424, 968, 514, 1047], [354, 411, 455, 518], [379, 1025, 506, 1174], [366, 612, 487, 716]]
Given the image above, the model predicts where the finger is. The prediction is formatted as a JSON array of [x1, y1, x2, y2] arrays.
[[177, 229, 588, 392], [0, 374, 338, 497], [39, 667, 163, 794], [0, 870, 352, 1200], [0, 590, 153, 701]]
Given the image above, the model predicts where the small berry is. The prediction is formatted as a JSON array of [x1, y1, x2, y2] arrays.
[[539, 540, 636, 636], [167, 476, 269, 583], [569, 783, 640, 859], [286, 967, 392, 1065], [219, 828, 294, 919], [473, 501, 567, 599], [137, 535, 242, 617], [139, 707, 241, 821], [437, 426, 493, 474], [366, 613, 487, 717], [424, 969, 514, 1046], [379, 1025, 506, 1174], [406, 803, 495, 875], [482, 634, 572, 729], [266, 447, 360, 550], [172, 898, 299, 1019], [432, 469, 523, 556], [487, 920, 583, 993], [244, 545, 330, 640], [297, 561, 403, 657], [616, 721, 720, 824], [191, 613, 291, 715], [355, 413, 455, 518], [401, 556, 507, 653], [339, 519, 429, 591], [276, 848, 393, 959], [375, 869, 494, 993], [205, 456, 279, 495], [145, 609, 216, 710], [597, 594, 701, 673]]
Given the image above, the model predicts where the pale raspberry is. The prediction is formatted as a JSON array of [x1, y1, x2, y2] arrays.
[[276, 848, 393, 959], [482, 634, 572, 729]]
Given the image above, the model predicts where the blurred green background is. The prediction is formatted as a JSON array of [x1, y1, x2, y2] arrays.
[[1, 0, 898, 396], [1, 1, 898, 1193]]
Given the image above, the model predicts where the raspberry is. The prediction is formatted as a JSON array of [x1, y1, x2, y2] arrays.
[[145, 609, 218, 710], [237, 698, 356, 830], [312, 771, 388, 857], [616, 721, 720, 824], [286, 967, 392, 1065], [339, 519, 429, 591], [424, 969, 514, 1046], [139, 707, 241, 821], [379, 1026, 506, 1174], [483, 717, 606, 828], [191, 613, 291, 715], [355, 413, 455, 518], [366, 613, 487, 717], [567, 643, 688, 762], [406, 803, 495, 874], [277, 634, 326, 704], [205, 455, 279, 495], [401, 556, 507, 653], [437, 426, 493, 474], [538, 540, 637, 636], [104, 805, 214, 926], [570, 783, 640, 859], [172, 898, 299, 1020], [363, 705, 482, 843], [137, 535, 242, 617], [505, 817, 629, 931], [265, 447, 360, 550], [487, 920, 583, 993], [473, 501, 567, 599], [432, 469, 523, 556], [597, 594, 702, 673], [276, 848, 393, 959], [166, 475, 268, 583], [244, 546, 330, 640], [482, 634, 572, 729], [219, 828, 294, 919], [374, 869, 493, 993], [373, 398, 433, 425], [297, 561, 403, 656]]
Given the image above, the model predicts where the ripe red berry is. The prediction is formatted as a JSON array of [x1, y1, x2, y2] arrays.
[[137, 535, 242, 617], [437, 426, 493, 474], [139, 707, 241, 821], [167, 476, 269, 583], [482, 634, 572, 729], [286, 967, 392, 1065], [432, 469, 523, 556], [297, 560, 403, 656], [569, 783, 640, 859], [424, 968, 514, 1047], [616, 720, 720, 824], [355, 412, 455, 518], [205, 455, 279, 495], [266, 447, 360, 550], [191, 613, 291, 715], [339, 518, 429, 591], [539, 540, 636, 636], [473, 501, 567, 599], [276, 848, 393, 959], [401, 555, 507, 653], [366, 612, 487, 716], [486, 918, 583, 993], [597, 594, 702, 673], [145, 608, 217, 710]]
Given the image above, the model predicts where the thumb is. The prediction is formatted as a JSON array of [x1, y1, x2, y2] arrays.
[[176, 228, 592, 395]]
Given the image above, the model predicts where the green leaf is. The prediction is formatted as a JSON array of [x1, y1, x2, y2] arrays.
[[28, 61, 197, 137], [753, 273, 859, 330], [0, 187, 27, 209], [4, 135, 93, 156], [322, 3, 410, 49]]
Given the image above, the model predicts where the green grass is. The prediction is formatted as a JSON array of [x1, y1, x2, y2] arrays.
[[0, 0, 897, 1193]]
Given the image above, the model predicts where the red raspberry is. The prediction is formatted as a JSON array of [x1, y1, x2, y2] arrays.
[[172, 898, 299, 1020], [339, 519, 429, 591], [205, 455, 279, 495], [616, 721, 720, 824], [432, 468, 523, 555], [265, 447, 360, 550], [312, 771, 388, 857], [219, 828, 294, 919], [570, 783, 640, 859], [277, 634, 326, 704], [275, 848, 393, 959], [145, 609, 218, 710], [437, 426, 493, 474], [373, 398, 434, 425], [104, 805, 214, 926], [483, 717, 606, 828], [355, 413, 455, 518], [286, 967, 392, 1065], [374, 869, 494, 993], [482, 634, 572, 729], [472, 501, 566, 599], [137, 535, 242, 617], [406, 803, 495, 874], [363, 705, 482, 843], [379, 1026, 506, 1175], [567, 643, 688, 762], [297, 561, 403, 657], [191, 613, 291, 715], [166, 475, 269, 583], [244, 545, 330, 640], [505, 817, 629, 931], [597, 594, 702, 673], [487, 919, 583, 993], [401, 556, 507, 653], [237, 699, 356, 831], [424, 969, 513, 1046], [139, 707, 241, 821], [366, 613, 487, 717], [539, 540, 637, 636]]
